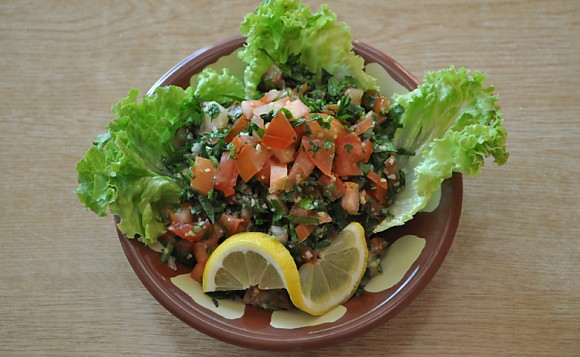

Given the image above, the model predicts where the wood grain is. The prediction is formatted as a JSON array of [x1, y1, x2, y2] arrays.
[[1, 0, 578, 355]]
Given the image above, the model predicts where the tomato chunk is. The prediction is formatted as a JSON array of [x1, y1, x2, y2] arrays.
[[218, 213, 247, 236], [286, 149, 315, 189], [367, 170, 388, 190], [341, 181, 360, 214], [270, 146, 295, 164], [295, 223, 316, 242], [349, 116, 374, 136], [361, 138, 373, 163], [225, 116, 249, 143], [269, 160, 288, 193], [232, 135, 272, 182], [190, 156, 216, 196], [319, 174, 346, 201], [302, 136, 335, 176], [333, 134, 363, 177], [168, 220, 211, 242], [262, 111, 297, 149], [284, 98, 310, 119], [214, 152, 238, 197]]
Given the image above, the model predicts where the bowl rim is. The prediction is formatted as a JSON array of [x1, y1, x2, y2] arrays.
[[118, 35, 463, 351]]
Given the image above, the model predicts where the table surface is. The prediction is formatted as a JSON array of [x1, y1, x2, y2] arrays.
[[1, 0, 578, 356]]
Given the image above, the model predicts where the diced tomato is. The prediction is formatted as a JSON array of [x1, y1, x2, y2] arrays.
[[241, 100, 264, 120], [305, 119, 324, 139], [361, 139, 373, 163], [341, 181, 360, 214], [190, 232, 221, 283], [191, 263, 205, 283], [349, 116, 374, 136], [231, 134, 255, 154], [255, 158, 272, 184], [333, 133, 363, 177], [328, 118, 350, 139], [190, 156, 216, 196], [269, 160, 288, 193], [369, 236, 389, 256], [270, 146, 295, 164], [286, 149, 316, 190], [319, 174, 346, 201], [367, 170, 388, 190], [372, 94, 390, 114], [289, 205, 332, 224], [300, 244, 319, 264], [168, 203, 194, 225], [225, 116, 249, 143], [232, 135, 272, 182], [284, 98, 310, 119], [369, 184, 388, 205], [301, 136, 335, 176], [214, 152, 238, 197], [253, 96, 290, 118], [260, 89, 283, 104], [167, 220, 211, 242], [262, 111, 297, 149], [295, 223, 316, 242], [218, 213, 247, 236]]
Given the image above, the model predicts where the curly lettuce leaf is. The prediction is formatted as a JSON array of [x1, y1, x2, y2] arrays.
[[239, 0, 376, 97], [375, 67, 508, 232], [76, 86, 197, 245], [194, 68, 245, 105]]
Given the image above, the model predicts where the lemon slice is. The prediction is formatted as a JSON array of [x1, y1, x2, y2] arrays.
[[202, 232, 303, 303], [294, 222, 368, 316], [202, 223, 368, 316]]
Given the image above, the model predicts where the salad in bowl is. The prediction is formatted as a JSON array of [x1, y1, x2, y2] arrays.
[[76, 0, 508, 347]]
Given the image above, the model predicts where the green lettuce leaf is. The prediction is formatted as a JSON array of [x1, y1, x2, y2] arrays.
[[239, 0, 376, 97], [375, 67, 509, 232], [194, 68, 245, 105], [76, 86, 197, 245]]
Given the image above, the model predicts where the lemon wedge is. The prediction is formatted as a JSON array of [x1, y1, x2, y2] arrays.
[[202, 232, 303, 299], [202, 223, 368, 316], [294, 222, 368, 315]]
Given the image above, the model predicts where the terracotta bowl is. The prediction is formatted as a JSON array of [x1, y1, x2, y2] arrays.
[[118, 36, 463, 351]]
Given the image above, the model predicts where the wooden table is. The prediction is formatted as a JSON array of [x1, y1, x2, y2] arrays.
[[1, 1, 578, 355]]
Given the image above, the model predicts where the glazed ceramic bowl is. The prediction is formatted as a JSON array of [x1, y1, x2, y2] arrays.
[[118, 36, 463, 351]]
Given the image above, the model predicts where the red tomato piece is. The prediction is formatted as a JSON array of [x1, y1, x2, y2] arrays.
[[269, 160, 288, 193], [284, 98, 310, 119], [234, 137, 272, 182], [225, 116, 249, 143], [301, 136, 335, 177], [270, 146, 296, 164], [349, 116, 374, 136], [367, 170, 388, 190], [286, 149, 316, 190], [168, 203, 194, 225], [241, 100, 264, 120], [333, 133, 363, 177], [319, 174, 347, 201], [262, 111, 297, 149], [214, 152, 239, 197], [328, 118, 350, 139], [295, 223, 316, 242], [361, 138, 373, 163], [190, 156, 216, 196], [341, 181, 360, 215], [217, 213, 247, 236], [167, 220, 211, 242]]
